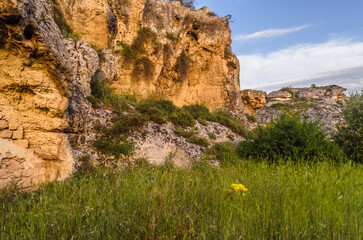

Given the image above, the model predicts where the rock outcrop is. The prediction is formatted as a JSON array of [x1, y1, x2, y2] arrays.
[[240, 89, 266, 115], [56, 0, 243, 110], [255, 85, 347, 132], [0, 0, 244, 188]]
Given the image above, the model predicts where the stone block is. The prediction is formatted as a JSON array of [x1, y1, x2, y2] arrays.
[[12, 128, 23, 139], [0, 120, 8, 130], [8, 122, 18, 130], [0, 130, 12, 139], [15, 139, 29, 148]]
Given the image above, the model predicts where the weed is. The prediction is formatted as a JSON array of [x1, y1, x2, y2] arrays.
[[52, 0, 80, 40], [166, 32, 179, 42], [173, 128, 195, 138], [187, 136, 209, 147], [244, 113, 257, 123], [207, 132, 217, 140]]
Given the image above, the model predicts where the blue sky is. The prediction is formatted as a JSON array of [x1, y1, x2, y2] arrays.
[[195, 0, 363, 93]]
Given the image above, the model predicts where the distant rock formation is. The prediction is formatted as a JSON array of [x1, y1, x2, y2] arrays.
[[254, 85, 347, 132]]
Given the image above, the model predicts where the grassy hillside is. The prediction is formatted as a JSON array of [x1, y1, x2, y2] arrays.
[[1, 160, 362, 239]]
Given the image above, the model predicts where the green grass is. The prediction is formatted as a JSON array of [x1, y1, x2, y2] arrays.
[[1, 160, 362, 239]]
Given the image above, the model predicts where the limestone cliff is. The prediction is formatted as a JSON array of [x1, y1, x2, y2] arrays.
[[0, 0, 243, 188], [56, 0, 243, 110], [250, 85, 347, 133]]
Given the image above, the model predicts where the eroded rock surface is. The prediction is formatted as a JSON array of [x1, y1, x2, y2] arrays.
[[255, 85, 347, 132], [56, 0, 243, 110], [241, 89, 266, 115], [0, 0, 245, 188]]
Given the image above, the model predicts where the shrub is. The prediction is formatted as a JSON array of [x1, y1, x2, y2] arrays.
[[244, 113, 257, 123], [237, 115, 343, 162], [187, 136, 209, 147], [334, 91, 363, 162], [53, 0, 80, 40], [210, 142, 239, 164], [170, 109, 196, 127], [207, 132, 216, 140], [94, 135, 135, 159], [136, 99, 177, 124], [173, 128, 195, 138], [166, 32, 178, 42], [183, 104, 216, 121], [94, 113, 146, 160], [214, 111, 249, 137]]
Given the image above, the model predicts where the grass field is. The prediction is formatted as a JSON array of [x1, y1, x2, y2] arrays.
[[1, 160, 362, 239]]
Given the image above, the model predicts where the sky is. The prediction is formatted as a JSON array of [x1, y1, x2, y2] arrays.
[[195, 0, 363, 93]]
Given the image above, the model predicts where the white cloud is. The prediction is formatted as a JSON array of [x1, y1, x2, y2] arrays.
[[233, 25, 308, 41], [238, 39, 363, 93]]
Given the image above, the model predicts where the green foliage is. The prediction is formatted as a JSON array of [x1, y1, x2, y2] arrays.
[[52, 0, 80, 40], [183, 104, 216, 121], [117, 28, 160, 79], [334, 91, 363, 162], [237, 115, 343, 162], [173, 128, 195, 138], [210, 142, 239, 164], [244, 113, 257, 123], [136, 99, 177, 124], [187, 136, 209, 147], [182, 105, 249, 137], [2, 161, 361, 239], [87, 79, 127, 109], [214, 111, 249, 137], [94, 135, 135, 159], [166, 32, 179, 42], [94, 113, 146, 159], [207, 132, 216, 140], [170, 109, 196, 127]]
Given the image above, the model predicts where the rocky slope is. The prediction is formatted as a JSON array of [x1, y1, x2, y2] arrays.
[[0, 0, 243, 188], [242, 85, 347, 133]]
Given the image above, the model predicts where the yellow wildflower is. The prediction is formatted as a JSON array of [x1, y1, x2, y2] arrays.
[[230, 184, 248, 195]]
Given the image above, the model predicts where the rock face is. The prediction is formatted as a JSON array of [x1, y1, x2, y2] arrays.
[[0, 0, 75, 188], [241, 89, 266, 115], [255, 85, 347, 132], [56, 0, 243, 110], [0, 0, 244, 188]]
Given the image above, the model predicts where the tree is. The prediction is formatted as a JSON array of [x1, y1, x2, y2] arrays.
[[334, 91, 363, 162]]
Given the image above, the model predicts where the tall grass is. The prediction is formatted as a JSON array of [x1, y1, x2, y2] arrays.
[[1, 160, 362, 239]]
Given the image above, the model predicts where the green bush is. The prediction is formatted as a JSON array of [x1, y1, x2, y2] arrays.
[[173, 128, 195, 138], [136, 99, 177, 124], [183, 104, 216, 121], [94, 113, 146, 159], [210, 142, 239, 164], [214, 111, 249, 137], [334, 91, 363, 162], [244, 113, 257, 123], [207, 132, 216, 140], [187, 136, 209, 147], [237, 115, 343, 162], [94, 135, 135, 159], [170, 109, 196, 128]]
